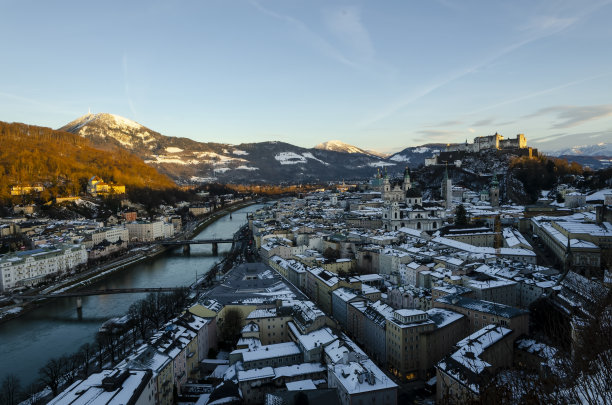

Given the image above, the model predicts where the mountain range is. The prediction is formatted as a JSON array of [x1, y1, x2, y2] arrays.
[[59, 113, 420, 183], [52, 112, 612, 183], [552, 143, 612, 157], [314, 140, 389, 158]]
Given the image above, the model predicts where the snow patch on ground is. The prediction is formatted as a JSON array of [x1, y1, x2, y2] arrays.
[[196, 152, 246, 164], [368, 161, 396, 167], [165, 147, 183, 153], [190, 176, 217, 183], [0, 307, 23, 318], [233, 150, 249, 155], [390, 154, 410, 162], [302, 152, 329, 165], [275, 152, 307, 165], [236, 166, 259, 171], [214, 167, 231, 173], [111, 114, 142, 130], [413, 147, 430, 153], [145, 156, 200, 165], [74, 198, 99, 208]]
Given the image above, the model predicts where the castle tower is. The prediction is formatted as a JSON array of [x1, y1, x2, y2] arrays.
[[490, 174, 500, 207], [441, 165, 453, 209], [402, 167, 411, 192]]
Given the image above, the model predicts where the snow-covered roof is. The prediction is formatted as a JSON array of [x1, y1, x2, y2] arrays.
[[436, 294, 529, 318], [451, 324, 512, 373], [286, 379, 317, 391], [289, 323, 337, 352], [48, 369, 152, 405], [237, 367, 274, 382], [239, 342, 302, 363], [426, 308, 464, 328], [330, 359, 397, 394]]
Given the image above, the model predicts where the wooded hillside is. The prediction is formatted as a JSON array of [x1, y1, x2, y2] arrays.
[[0, 121, 176, 202]]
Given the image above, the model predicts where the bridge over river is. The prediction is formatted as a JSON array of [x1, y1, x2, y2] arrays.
[[140, 238, 236, 254]]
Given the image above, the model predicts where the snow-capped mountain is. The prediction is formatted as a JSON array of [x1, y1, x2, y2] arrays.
[[60, 113, 395, 183], [388, 144, 446, 166], [314, 140, 388, 158], [552, 142, 612, 156], [60, 113, 166, 149]]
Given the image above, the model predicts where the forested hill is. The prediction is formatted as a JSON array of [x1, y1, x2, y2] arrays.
[[0, 121, 176, 200]]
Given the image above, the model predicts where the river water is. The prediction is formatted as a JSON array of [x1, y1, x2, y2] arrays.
[[0, 204, 261, 388]]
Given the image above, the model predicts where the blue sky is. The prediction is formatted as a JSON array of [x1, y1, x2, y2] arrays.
[[1, 0, 611, 153]]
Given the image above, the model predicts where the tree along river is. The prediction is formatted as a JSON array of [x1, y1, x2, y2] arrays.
[[0, 204, 262, 388]]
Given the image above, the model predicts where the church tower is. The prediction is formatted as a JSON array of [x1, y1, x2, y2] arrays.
[[382, 171, 391, 202], [402, 167, 411, 192], [490, 174, 500, 207], [441, 165, 453, 209]]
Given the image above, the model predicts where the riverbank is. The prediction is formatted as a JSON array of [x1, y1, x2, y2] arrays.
[[0, 200, 257, 324], [0, 203, 264, 390]]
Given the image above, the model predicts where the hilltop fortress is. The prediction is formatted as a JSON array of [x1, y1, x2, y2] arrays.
[[425, 132, 536, 167], [446, 133, 527, 153]]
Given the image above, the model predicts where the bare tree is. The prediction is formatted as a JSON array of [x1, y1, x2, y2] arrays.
[[38, 357, 65, 397], [79, 343, 93, 378], [63, 353, 82, 385], [22, 382, 44, 405], [129, 301, 149, 341], [0, 373, 21, 405]]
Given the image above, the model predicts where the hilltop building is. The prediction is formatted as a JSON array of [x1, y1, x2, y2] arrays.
[[446, 133, 527, 153], [87, 176, 126, 197], [10, 184, 44, 196]]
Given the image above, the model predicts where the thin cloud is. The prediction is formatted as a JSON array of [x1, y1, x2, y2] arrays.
[[249, 0, 361, 70], [424, 119, 463, 128], [526, 105, 612, 129], [323, 5, 374, 61], [472, 118, 494, 127], [418, 129, 458, 136], [468, 72, 612, 116], [530, 130, 612, 151], [359, 2, 609, 128]]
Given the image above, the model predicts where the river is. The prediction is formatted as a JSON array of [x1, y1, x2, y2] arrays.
[[0, 204, 262, 388]]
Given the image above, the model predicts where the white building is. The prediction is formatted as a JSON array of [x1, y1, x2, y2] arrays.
[[0, 244, 88, 292], [126, 221, 166, 242], [91, 226, 129, 246]]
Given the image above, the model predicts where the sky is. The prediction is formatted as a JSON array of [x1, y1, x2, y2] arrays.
[[1, 0, 611, 153]]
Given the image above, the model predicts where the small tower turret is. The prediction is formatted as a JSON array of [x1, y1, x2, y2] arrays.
[[490, 174, 500, 207]]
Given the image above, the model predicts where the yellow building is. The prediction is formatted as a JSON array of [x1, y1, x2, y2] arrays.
[[386, 309, 435, 381], [185, 335, 199, 379], [87, 175, 125, 196], [245, 308, 292, 345], [10, 185, 44, 196]]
